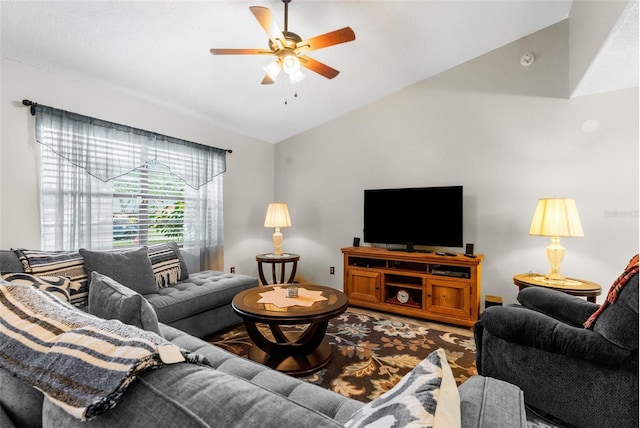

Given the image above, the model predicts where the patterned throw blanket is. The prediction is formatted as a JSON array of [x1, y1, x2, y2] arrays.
[[0, 284, 193, 420], [584, 254, 639, 329]]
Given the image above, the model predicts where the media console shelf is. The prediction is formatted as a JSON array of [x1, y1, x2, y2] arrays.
[[341, 246, 483, 327]]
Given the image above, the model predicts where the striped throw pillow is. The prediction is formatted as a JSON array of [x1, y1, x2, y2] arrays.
[[148, 243, 182, 287], [13, 249, 88, 306]]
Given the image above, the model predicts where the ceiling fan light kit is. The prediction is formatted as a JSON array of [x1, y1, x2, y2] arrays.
[[210, 0, 355, 85]]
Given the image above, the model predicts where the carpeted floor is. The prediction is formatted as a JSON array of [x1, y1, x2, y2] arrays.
[[209, 307, 476, 401], [207, 307, 563, 427]]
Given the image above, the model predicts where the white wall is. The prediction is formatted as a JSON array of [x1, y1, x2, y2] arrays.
[[274, 21, 639, 305], [1, 16, 638, 308], [0, 58, 274, 277]]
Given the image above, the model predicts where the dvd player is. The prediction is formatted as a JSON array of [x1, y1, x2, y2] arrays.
[[431, 269, 469, 278]]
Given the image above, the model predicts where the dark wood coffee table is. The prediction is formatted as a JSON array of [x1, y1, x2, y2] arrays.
[[231, 284, 348, 376]]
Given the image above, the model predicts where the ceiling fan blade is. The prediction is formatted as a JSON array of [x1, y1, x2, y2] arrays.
[[296, 27, 355, 53], [249, 6, 286, 49], [210, 48, 272, 55], [299, 55, 340, 80], [261, 74, 276, 85]]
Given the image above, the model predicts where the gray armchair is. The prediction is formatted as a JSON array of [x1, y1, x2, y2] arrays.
[[474, 272, 638, 428]]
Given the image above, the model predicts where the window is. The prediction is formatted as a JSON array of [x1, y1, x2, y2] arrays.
[[35, 104, 227, 271], [112, 161, 185, 247]]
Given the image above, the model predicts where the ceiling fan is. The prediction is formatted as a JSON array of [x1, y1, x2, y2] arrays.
[[210, 0, 355, 85]]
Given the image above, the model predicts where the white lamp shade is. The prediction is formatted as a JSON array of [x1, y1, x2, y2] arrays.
[[529, 198, 584, 237], [264, 203, 292, 228]]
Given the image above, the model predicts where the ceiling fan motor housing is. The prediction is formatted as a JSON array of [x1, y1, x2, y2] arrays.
[[269, 31, 302, 52]]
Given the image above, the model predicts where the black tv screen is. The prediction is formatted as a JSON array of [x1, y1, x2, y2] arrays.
[[363, 186, 463, 248]]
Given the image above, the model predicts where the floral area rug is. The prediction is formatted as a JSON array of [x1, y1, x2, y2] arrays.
[[207, 308, 477, 402]]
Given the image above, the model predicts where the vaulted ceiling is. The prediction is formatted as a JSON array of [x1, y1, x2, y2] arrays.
[[1, 1, 637, 143]]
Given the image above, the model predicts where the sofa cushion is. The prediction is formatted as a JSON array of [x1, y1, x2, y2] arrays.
[[80, 247, 158, 295], [88, 271, 163, 337], [2, 272, 73, 302], [12, 248, 88, 306], [41, 362, 347, 428], [160, 323, 364, 424], [0, 367, 43, 428], [145, 270, 258, 324], [148, 243, 184, 287], [344, 348, 460, 428]]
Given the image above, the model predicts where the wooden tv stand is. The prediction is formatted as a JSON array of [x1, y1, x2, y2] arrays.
[[341, 247, 483, 327]]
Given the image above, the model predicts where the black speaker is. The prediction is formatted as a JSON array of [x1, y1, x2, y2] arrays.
[[465, 243, 475, 255], [406, 241, 414, 252], [353, 237, 360, 247]]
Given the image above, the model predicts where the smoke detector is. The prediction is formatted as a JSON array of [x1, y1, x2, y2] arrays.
[[520, 52, 535, 67]]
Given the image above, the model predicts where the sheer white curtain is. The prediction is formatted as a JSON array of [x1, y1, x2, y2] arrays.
[[35, 104, 226, 271], [182, 175, 224, 273], [40, 147, 114, 250]]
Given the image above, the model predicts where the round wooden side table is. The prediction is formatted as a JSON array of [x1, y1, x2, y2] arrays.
[[256, 253, 299, 285], [513, 273, 602, 303]]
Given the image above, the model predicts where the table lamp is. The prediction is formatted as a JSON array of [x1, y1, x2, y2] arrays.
[[264, 203, 292, 256], [529, 197, 584, 281]]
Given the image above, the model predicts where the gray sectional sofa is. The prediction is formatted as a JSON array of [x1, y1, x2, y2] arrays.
[[0, 246, 529, 427], [0, 246, 258, 338], [0, 317, 528, 428]]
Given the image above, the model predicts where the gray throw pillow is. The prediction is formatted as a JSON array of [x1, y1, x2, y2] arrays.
[[88, 271, 163, 337], [80, 247, 158, 295]]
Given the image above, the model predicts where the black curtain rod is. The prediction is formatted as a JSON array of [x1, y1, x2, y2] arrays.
[[22, 99, 38, 115], [21, 99, 233, 154]]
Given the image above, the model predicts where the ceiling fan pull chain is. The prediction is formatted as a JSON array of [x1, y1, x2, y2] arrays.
[[284, 91, 299, 105]]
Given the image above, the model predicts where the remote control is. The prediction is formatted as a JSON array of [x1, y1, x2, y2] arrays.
[[435, 252, 446, 256]]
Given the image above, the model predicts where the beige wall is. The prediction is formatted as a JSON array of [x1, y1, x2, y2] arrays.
[[274, 21, 639, 305], [0, 58, 274, 277]]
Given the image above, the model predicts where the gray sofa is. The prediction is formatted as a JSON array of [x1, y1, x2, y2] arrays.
[[0, 247, 258, 338], [0, 247, 529, 427], [0, 320, 528, 428], [475, 273, 639, 428]]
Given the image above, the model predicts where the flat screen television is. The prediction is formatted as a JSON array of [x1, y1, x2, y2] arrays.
[[363, 186, 463, 248]]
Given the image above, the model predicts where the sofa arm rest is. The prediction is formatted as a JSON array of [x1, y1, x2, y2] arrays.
[[479, 306, 630, 365], [459, 376, 526, 428], [517, 287, 599, 327]]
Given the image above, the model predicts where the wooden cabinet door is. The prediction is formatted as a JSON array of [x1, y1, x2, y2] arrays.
[[346, 269, 381, 303], [425, 278, 471, 320]]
